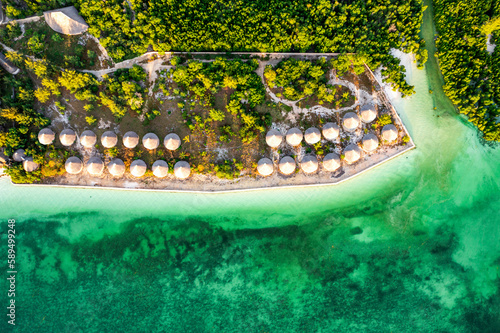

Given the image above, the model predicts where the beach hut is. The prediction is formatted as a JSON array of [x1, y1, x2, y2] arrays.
[[278, 156, 296, 175], [43, 6, 89, 35], [164, 133, 181, 150], [101, 131, 118, 148], [304, 127, 321, 145], [257, 158, 273, 176], [322, 123, 340, 141], [86, 156, 104, 176], [152, 160, 169, 178], [13, 149, 26, 162], [0, 53, 20, 75], [362, 133, 379, 152], [107, 158, 125, 177], [360, 104, 377, 123], [143, 133, 159, 150], [343, 112, 360, 132], [123, 131, 139, 149], [300, 155, 319, 174], [59, 129, 76, 146], [174, 161, 191, 179], [266, 129, 283, 148], [22, 157, 39, 172], [323, 153, 341, 172], [80, 130, 97, 148], [344, 144, 362, 164], [38, 128, 55, 145], [382, 124, 398, 142], [130, 159, 147, 178], [286, 128, 303, 146], [65, 156, 83, 174]]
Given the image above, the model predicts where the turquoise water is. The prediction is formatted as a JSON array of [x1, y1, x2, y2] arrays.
[[2, 16, 500, 332]]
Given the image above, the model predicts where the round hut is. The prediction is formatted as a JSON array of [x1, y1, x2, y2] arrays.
[[323, 153, 341, 172], [164, 133, 181, 150], [304, 127, 321, 145], [382, 124, 398, 142], [286, 128, 303, 146], [130, 159, 147, 178], [266, 129, 283, 148], [360, 104, 377, 123], [143, 133, 160, 150], [59, 129, 76, 146], [86, 156, 104, 175], [278, 156, 296, 175], [344, 144, 362, 164], [22, 156, 39, 172], [80, 130, 97, 148], [257, 158, 273, 176], [38, 128, 55, 145], [343, 112, 360, 132], [123, 131, 139, 149], [322, 123, 340, 141], [107, 158, 125, 177], [101, 131, 118, 148], [300, 155, 319, 174], [362, 133, 379, 152], [65, 156, 83, 174], [43, 6, 89, 35], [174, 161, 191, 179], [152, 160, 169, 178], [13, 149, 26, 162]]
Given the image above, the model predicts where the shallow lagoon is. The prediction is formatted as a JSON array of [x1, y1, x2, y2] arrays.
[[1, 42, 500, 332]]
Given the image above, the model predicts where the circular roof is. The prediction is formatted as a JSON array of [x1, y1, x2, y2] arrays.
[[286, 128, 303, 146], [266, 129, 283, 148], [101, 131, 118, 148], [164, 133, 181, 150], [152, 160, 169, 178], [323, 153, 341, 171], [301, 155, 319, 173], [107, 158, 125, 177], [143, 133, 160, 150], [343, 112, 360, 132], [23, 156, 39, 172], [65, 156, 83, 174], [304, 127, 321, 145], [38, 128, 55, 145], [59, 129, 76, 146], [80, 130, 97, 148], [382, 124, 398, 142], [130, 159, 147, 177], [257, 158, 273, 176], [362, 133, 379, 152], [174, 161, 191, 179], [13, 149, 26, 162], [322, 123, 340, 140], [86, 156, 104, 175], [279, 156, 296, 175], [360, 104, 377, 123], [344, 144, 362, 164], [123, 131, 139, 149]]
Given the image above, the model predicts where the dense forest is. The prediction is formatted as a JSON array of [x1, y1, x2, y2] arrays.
[[434, 0, 500, 141], [2, 0, 426, 96]]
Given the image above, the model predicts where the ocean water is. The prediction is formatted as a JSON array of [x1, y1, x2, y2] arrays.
[[2, 14, 500, 333]]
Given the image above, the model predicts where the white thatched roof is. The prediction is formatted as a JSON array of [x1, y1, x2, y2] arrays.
[[13, 149, 26, 162], [101, 131, 118, 148], [65, 156, 83, 174], [362, 133, 379, 152], [266, 129, 283, 148], [278, 156, 295, 175], [123, 131, 139, 149], [301, 155, 318, 173], [286, 127, 303, 146], [86, 156, 104, 175], [322, 123, 340, 141], [23, 156, 39, 172], [152, 160, 169, 178], [164, 133, 181, 150], [344, 144, 361, 164], [382, 124, 398, 142], [59, 129, 76, 146], [323, 153, 341, 172], [143, 133, 159, 150], [43, 6, 89, 35], [38, 128, 55, 145], [108, 158, 125, 177], [304, 127, 321, 145], [360, 104, 377, 123], [343, 112, 360, 132], [130, 159, 147, 177], [80, 130, 97, 148], [174, 161, 190, 179], [257, 158, 273, 176]]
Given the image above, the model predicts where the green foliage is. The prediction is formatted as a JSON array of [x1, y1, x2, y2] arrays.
[[51, 33, 64, 43], [377, 114, 393, 127], [85, 115, 97, 125]]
